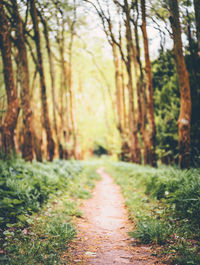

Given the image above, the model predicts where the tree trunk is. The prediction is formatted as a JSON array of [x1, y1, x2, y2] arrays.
[[39, 11, 62, 158], [112, 43, 123, 133], [30, 0, 55, 161], [133, 6, 149, 165], [55, 14, 70, 159], [120, 60, 127, 132], [40, 13, 58, 139], [68, 28, 77, 159], [12, 0, 34, 162], [141, 0, 157, 167], [112, 42, 130, 160], [124, 0, 141, 164], [194, 0, 200, 55], [0, 3, 20, 156], [169, 0, 191, 168], [33, 131, 43, 162]]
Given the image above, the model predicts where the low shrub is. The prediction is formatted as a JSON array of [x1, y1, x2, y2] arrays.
[[104, 161, 200, 264], [0, 159, 83, 228], [130, 218, 172, 245], [0, 159, 100, 265]]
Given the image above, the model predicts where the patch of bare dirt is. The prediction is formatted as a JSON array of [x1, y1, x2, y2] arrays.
[[65, 168, 163, 264]]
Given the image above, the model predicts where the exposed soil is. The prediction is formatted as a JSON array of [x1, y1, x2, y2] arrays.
[[65, 168, 163, 264]]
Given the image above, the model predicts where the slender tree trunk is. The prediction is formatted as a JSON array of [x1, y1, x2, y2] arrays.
[[55, 15, 70, 159], [121, 60, 127, 132], [194, 0, 200, 55], [12, 0, 34, 161], [112, 43, 123, 132], [124, 0, 141, 164], [141, 0, 157, 167], [112, 43, 130, 160], [39, 13, 58, 144], [0, 3, 20, 156], [60, 36, 70, 158], [169, 0, 191, 168], [133, 10, 149, 165], [68, 30, 77, 159], [30, 0, 55, 161]]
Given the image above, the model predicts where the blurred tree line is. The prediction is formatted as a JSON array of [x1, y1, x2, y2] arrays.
[[0, 0, 199, 168]]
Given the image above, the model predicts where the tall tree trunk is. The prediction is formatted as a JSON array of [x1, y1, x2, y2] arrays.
[[112, 43, 130, 160], [121, 60, 127, 132], [0, 3, 20, 156], [194, 0, 200, 55], [124, 0, 141, 164], [68, 28, 77, 159], [55, 14, 70, 159], [30, 0, 55, 161], [12, 0, 34, 161], [133, 5, 149, 165], [112, 43, 123, 133], [39, 12, 60, 156], [141, 0, 157, 167], [169, 0, 191, 168]]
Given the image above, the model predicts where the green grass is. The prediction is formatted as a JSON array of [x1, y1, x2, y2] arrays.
[[130, 218, 172, 245], [104, 161, 200, 265], [0, 159, 101, 265]]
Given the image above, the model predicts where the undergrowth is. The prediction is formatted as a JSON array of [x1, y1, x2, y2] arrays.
[[105, 161, 200, 265], [0, 158, 101, 264]]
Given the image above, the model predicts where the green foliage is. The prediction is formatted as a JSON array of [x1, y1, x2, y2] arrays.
[[152, 46, 200, 166], [130, 218, 172, 245], [0, 158, 100, 264], [152, 49, 179, 164], [144, 168, 200, 226], [104, 161, 200, 264], [169, 239, 200, 265], [1, 205, 76, 265], [0, 159, 83, 227]]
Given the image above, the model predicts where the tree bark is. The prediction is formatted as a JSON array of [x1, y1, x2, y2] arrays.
[[39, 13, 58, 141], [141, 0, 157, 167], [12, 0, 34, 161], [30, 0, 55, 161], [68, 21, 77, 159], [112, 43, 123, 133], [132, 4, 149, 165], [169, 0, 191, 168], [38, 11, 63, 159], [0, 2, 20, 156], [124, 0, 141, 164], [55, 13, 70, 159]]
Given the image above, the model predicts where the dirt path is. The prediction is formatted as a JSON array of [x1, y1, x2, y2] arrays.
[[66, 168, 162, 264]]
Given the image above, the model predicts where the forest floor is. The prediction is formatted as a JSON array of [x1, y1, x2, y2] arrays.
[[64, 168, 163, 265]]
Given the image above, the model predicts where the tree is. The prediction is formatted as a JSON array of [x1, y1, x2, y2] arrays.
[[11, 0, 34, 161], [152, 49, 179, 164], [30, 0, 55, 161], [131, 0, 149, 165], [67, 0, 78, 159], [124, 0, 141, 163], [38, 8, 60, 157], [141, 0, 157, 167], [0, 2, 20, 156], [168, 0, 191, 168]]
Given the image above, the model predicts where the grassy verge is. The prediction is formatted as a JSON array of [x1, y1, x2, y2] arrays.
[[104, 161, 200, 264], [0, 159, 100, 264]]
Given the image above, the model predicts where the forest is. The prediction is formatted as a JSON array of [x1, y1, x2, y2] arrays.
[[0, 0, 200, 264]]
